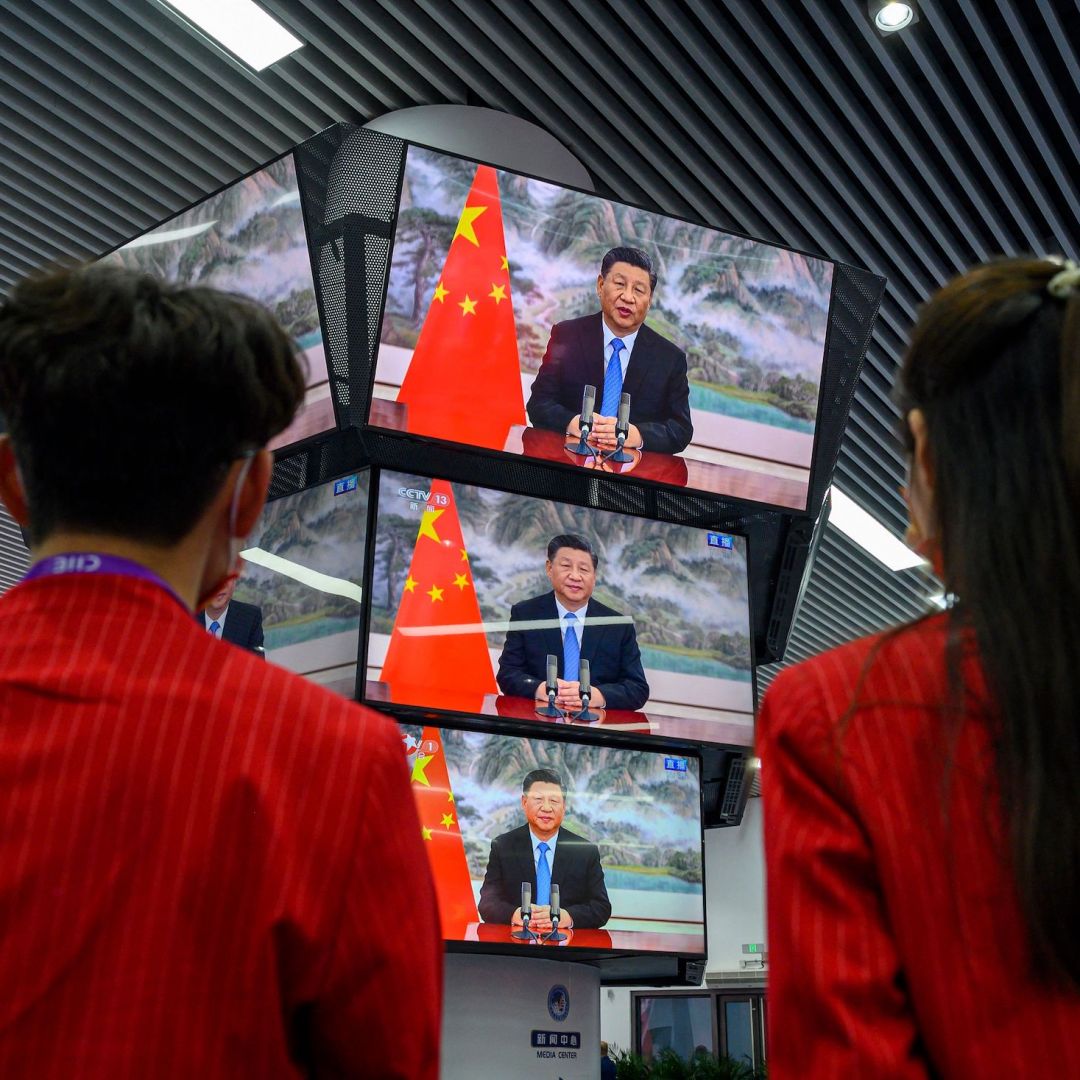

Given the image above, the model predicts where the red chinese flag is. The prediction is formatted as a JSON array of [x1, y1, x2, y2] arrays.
[[380, 479, 497, 712], [398, 164, 525, 450], [405, 726, 479, 938]]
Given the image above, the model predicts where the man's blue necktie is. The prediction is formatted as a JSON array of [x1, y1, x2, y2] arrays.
[[601, 338, 625, 416], [563, 612, 580, 682], [536, 842, 551, 906], [209, 620, 221, 638]]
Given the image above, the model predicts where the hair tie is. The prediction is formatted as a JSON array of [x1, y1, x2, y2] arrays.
[[1047, 258, 1080, 299]]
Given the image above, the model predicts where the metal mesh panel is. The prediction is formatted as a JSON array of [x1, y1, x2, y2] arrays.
[[268, 429, 368, 502], [718, 754, 748, 822], [807, 263, 887, 512], [295, 125, 404, 430]]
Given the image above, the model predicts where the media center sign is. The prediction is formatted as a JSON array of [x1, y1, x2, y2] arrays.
[[441, 955, 599, 1080]]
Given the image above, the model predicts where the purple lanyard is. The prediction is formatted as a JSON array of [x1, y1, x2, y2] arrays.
[[23, 552, 187, 610]]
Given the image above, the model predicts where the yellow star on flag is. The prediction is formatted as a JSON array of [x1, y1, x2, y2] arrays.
[[453, 573, 470, 591], [433, 281, 449, 303], [417, 508, 445, 544], [441, 813, 455, 828], [458, 294, 477, 316], [500, 255, 509, 270], [422, 826, 433, 840], [412, 753, 433, 786], [459, 548, 469, 562], [404, 575, 417, 593], [447, 791, 455, 803], [427, 584, 444, 603], [453, 204, 487, 246], [488, 283, 507, 305]]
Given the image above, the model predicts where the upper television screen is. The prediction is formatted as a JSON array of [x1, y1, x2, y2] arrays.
[[401, 725, 705, 957], [370, 144, 835, 511], [364, 469, 754, 748], [205, 470, 368, 698], [101, 155, 335, 452]]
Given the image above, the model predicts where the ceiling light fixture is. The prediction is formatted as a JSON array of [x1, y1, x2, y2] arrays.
[[828, 486, 927, 572], [239, 548, 363, 603], [868, 1, 919, 35], [157, 0, 303, 72], [120, 221, 216, 251]]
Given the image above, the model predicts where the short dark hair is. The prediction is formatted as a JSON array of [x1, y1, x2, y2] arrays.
[[0, 263, 306, 545], [546, 533, 598, 570], [522, 768, 564, 795], [601, 246, 657, 291]]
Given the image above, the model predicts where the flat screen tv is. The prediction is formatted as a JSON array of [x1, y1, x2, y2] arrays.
[[400, 724, 705, 961], [224, 469, 368, 697], [363, 468, 754, 749], [101, 153, 335, 452], [368, 143, 834, 512]]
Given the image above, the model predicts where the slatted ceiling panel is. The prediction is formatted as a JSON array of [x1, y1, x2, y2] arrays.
[[0, 504, 29, 593], [0, 2, 1070, 682]]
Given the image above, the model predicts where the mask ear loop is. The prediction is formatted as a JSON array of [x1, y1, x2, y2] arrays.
[[228, 450, 257, 537], [195, 449, 258, 613]]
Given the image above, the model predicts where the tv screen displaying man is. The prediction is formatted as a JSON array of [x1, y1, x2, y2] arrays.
[[195, 573, 264, 653], [477, 768, 611, 931], [526, 246, 693, 455], [496, 533, 649, 712]]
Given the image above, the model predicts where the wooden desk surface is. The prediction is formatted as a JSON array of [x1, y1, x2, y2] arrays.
[[364, 681, 753, 749], [462, 921, 705, 954], [367, 398, 808, 510]]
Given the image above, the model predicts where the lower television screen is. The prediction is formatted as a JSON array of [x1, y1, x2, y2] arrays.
[[365, 468, 755, 748], [401, 725, 705, 957], [222, 470, 368, 696]]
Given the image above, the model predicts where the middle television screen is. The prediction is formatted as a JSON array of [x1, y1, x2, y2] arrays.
[[369, 143, 834, 512], [365, 470, 755, 748]]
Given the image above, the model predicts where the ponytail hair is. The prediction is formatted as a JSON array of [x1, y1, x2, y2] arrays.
[[898, 257, 1080, 986]]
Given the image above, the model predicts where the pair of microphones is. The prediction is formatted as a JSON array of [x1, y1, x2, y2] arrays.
[[536, 653, 599, 722], [565, 384, 634, 463], [511, 881, 567, 943]]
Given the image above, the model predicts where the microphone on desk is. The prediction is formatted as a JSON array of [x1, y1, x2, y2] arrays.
[[536, 653, 565, 718], [512, 881, 536, 941], [573, 658, 599, 722], [604, 392, 634, 463], [546, 883, 567, 942], [565, 384, 597, 457]]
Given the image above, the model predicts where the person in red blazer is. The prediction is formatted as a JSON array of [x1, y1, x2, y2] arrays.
[[760, 257, 1080, 1076], [0, 265, 442, 1078]]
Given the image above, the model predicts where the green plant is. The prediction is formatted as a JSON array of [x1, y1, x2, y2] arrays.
[[613, 1047, 766, 1080]]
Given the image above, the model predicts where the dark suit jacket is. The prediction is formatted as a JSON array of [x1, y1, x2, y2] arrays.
[[477, 823, 611, 929], [526, 312, 693, 454], [496, 592, 649, 711], [195, 599, 264, 653]]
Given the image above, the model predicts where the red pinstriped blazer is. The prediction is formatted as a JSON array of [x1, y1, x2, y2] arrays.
[[760, 614, 1080, 1078], [0, 572, 441, 1078]]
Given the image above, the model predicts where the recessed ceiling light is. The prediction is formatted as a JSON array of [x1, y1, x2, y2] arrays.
[[828, 486, 927, 572], [868, 0, 919, 34], [158, 0, 303, 72]]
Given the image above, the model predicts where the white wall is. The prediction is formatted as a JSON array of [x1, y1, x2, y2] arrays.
[[599, 799, 766, 1055], [704, 797, 766, 974]]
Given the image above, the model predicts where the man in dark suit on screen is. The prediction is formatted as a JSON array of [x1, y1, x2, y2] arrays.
[[497, 533, 649, 712], [478, 768, 611, 931], [526, 246, 693, 455], [195, 573, 264, 654]]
